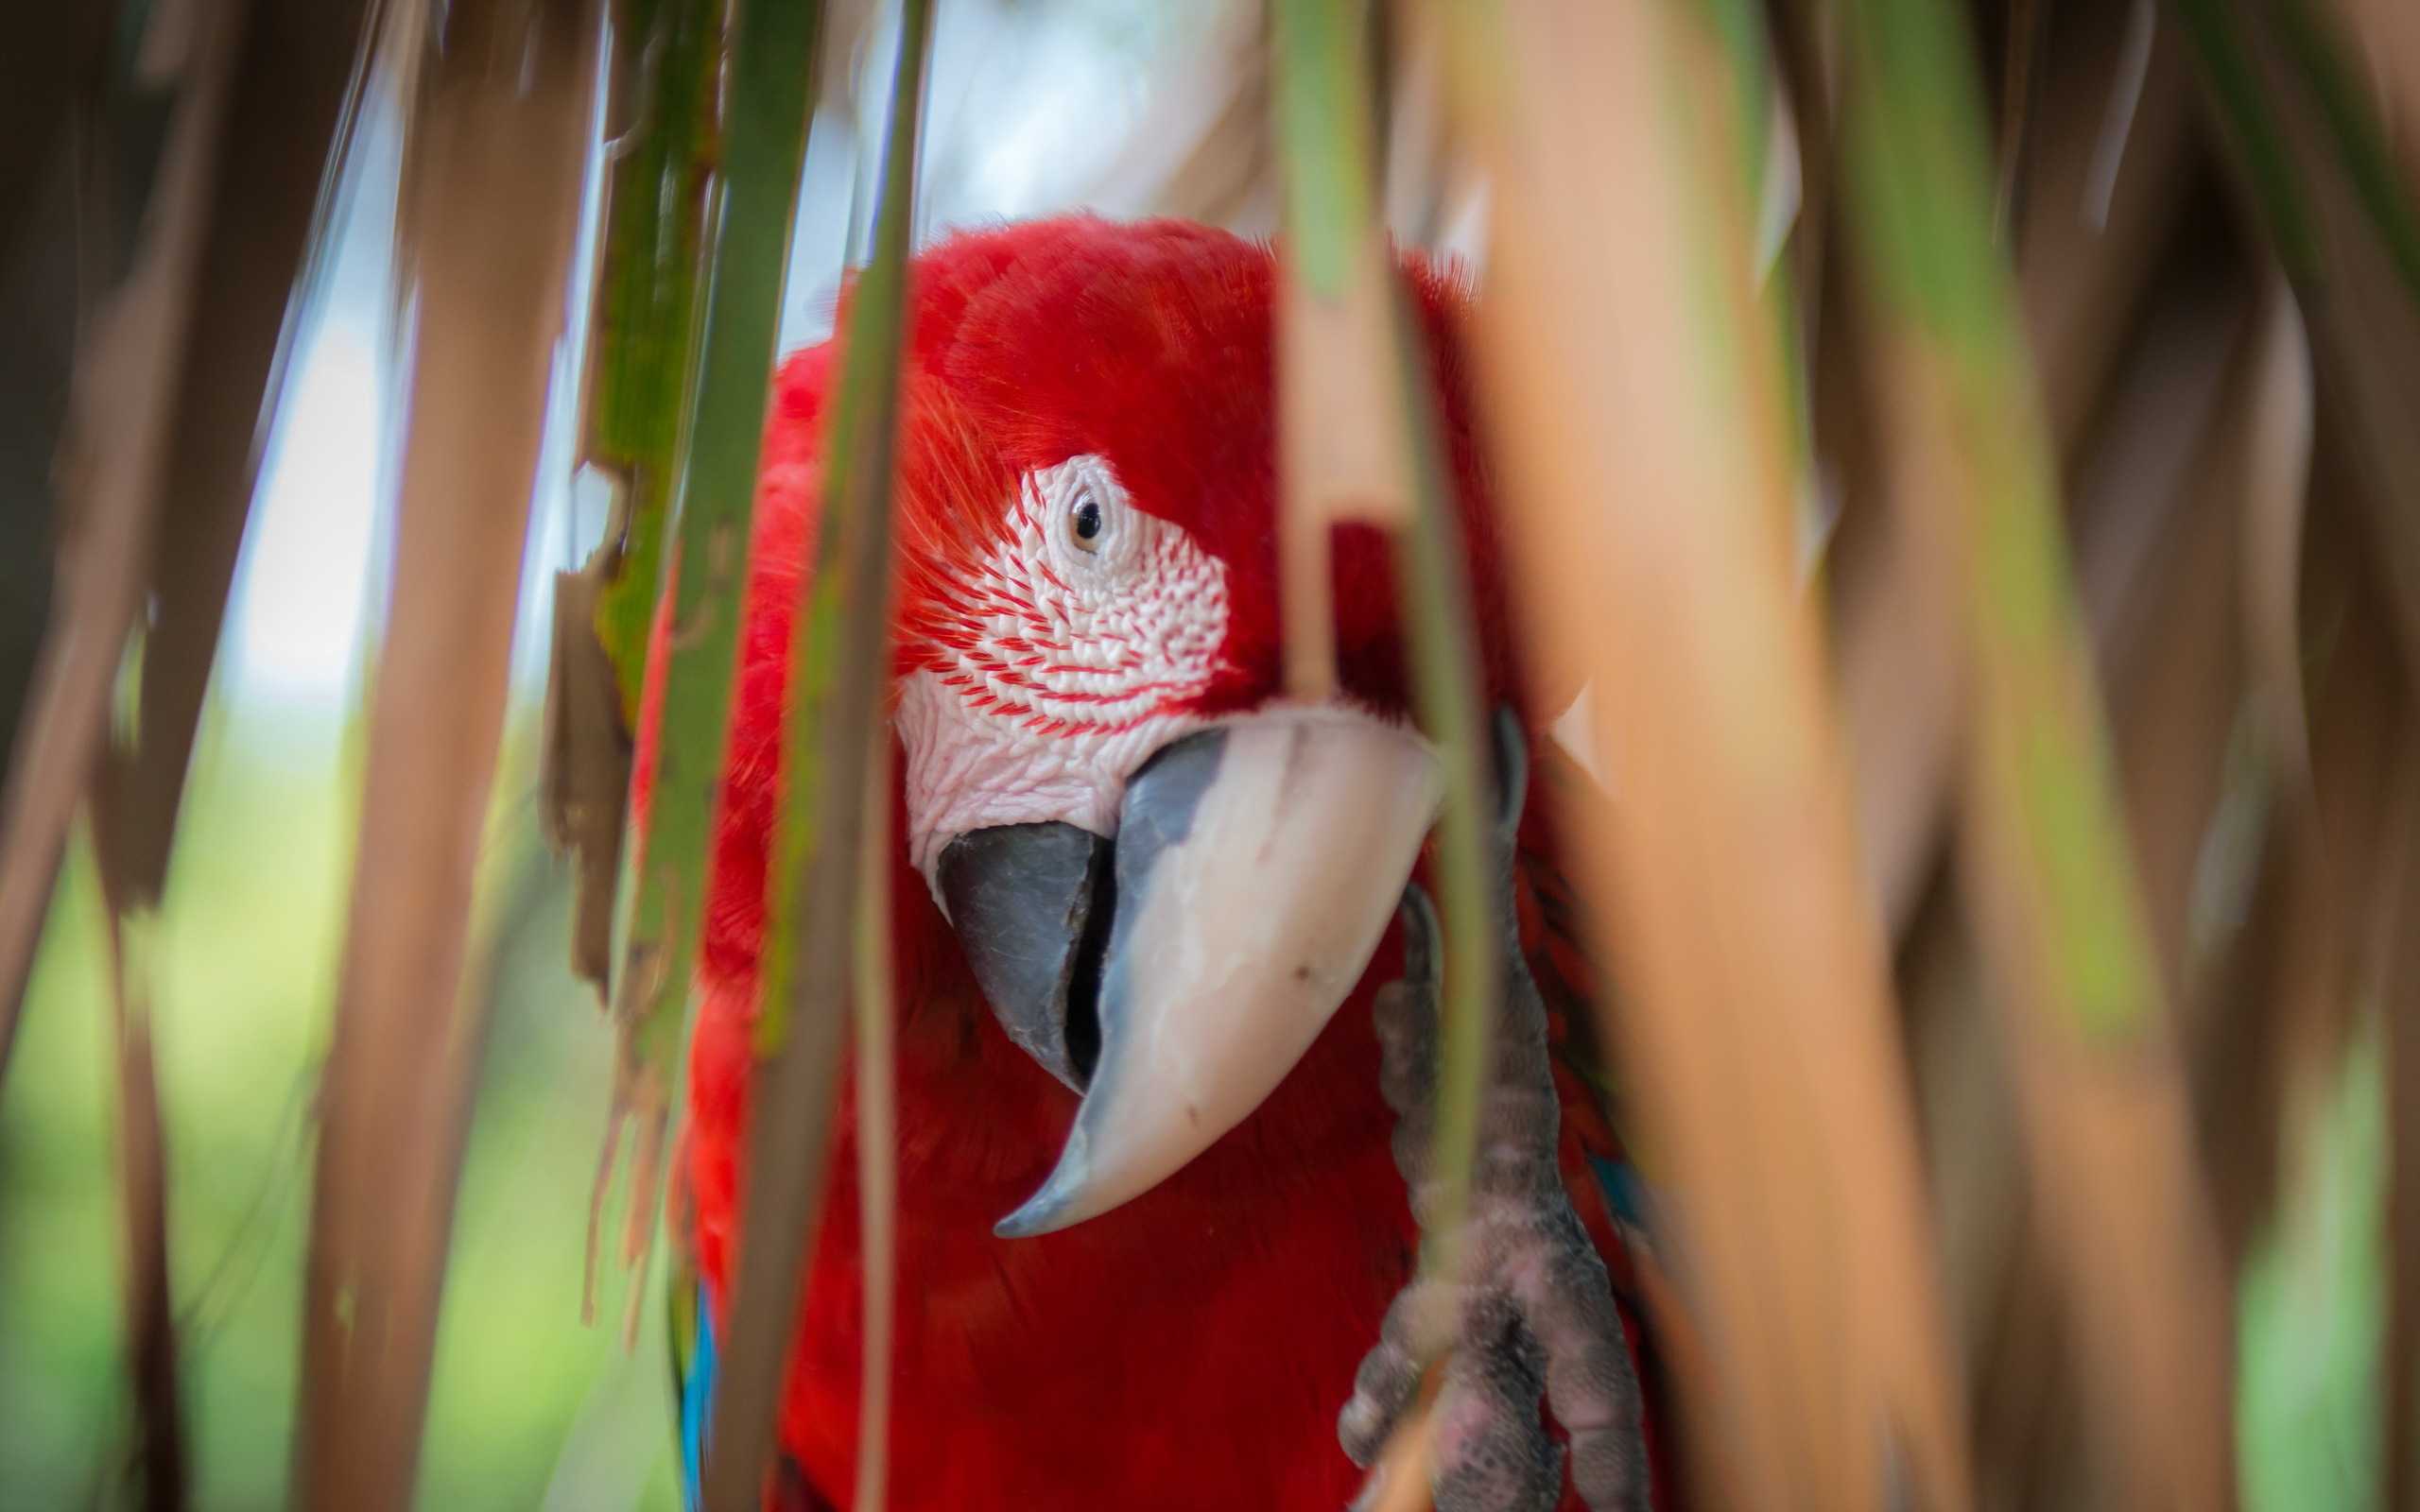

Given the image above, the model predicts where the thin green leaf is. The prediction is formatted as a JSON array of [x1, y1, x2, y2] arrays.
[[1268, 0, 1495, 1303], [555, 0, 720, 1001], [700, 0, 931, 1504], [1845, 0, 2159, 1044], [851, 732, 897, 1512], [545, 0, 722, 1008], [551, 0, 724, 1332], [1836, 0, 2234, 1502], [583, 0, 724, 707], [1269, 0, 1371, 301], [586, 0, 822, 1331], [1386, 286, 1496, 1295], [613, 0, 818, 1075]]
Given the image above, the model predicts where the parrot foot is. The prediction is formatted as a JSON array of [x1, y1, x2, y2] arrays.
[[1339, 718, 1647, 1512]]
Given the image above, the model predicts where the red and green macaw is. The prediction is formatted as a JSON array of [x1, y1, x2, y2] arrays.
[[645, 215, 1674, 1512]]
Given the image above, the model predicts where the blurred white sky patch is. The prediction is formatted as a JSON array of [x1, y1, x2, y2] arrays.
[[231, 320, 382, 707], [221, 73, 406, 735], [782, 0, 1231, 349], [226, 0, 1233, 728], [921, 0, 1191, 228]]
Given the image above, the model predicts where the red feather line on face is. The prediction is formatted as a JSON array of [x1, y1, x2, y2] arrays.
[[918, 461, 1228, 739]]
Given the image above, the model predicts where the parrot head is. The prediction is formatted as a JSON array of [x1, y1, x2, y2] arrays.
[[795, 215, 1512, 1237]]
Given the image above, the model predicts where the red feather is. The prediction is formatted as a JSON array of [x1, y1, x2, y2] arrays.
[[642, 216, 1669, 1510]]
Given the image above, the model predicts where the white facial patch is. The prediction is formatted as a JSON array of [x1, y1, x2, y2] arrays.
[[898, 455, 1231, 885]]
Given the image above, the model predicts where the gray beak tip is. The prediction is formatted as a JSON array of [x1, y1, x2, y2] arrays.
[[994, 1139, 1091, 1238], [990, 1202, 1062, 1241]]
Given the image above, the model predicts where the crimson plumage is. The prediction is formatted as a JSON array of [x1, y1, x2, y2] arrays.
[[645, 215, 1664, 1511]]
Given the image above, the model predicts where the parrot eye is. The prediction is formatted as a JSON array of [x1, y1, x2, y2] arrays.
[[1069, 492, 1105, 551], [1031, 455, 1136, 576]]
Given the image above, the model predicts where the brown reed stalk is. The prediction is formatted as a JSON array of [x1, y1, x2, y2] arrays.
[[293, 2, 601, 1504], [1436, 0, 1972, 1506]]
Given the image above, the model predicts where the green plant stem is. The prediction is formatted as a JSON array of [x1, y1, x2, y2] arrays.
[[583, 0, 724, 710], [1841, 0, 2159, 1047], [701, 0, 931, 1505], [1266, 0, 1495, 1303], [1390, 295, 1497, 1290], [1268, 0, 1370, 301], [1837, 0, 2232, 1499], [611, 0, 821, 1181]]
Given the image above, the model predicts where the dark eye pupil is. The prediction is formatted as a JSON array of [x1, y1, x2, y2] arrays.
[[1073, 498, 1103, 541]]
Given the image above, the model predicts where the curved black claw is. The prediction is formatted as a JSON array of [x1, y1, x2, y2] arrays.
[[1340, 718, 1648, 1512]]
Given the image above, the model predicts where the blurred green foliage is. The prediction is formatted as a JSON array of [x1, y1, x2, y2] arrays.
[[2238, 1022, 2387, 1512], [0, 713, 678, 1511]]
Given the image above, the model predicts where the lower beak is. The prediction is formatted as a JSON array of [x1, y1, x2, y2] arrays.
[[937, 708, 1439, 1237]]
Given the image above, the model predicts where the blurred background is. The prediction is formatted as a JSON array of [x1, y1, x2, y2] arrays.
[[0, 3, 1240, 1505], [0, 0, 2413, 1508]]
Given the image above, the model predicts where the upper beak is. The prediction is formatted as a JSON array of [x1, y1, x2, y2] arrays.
[[936, 707, 1439, 1237]]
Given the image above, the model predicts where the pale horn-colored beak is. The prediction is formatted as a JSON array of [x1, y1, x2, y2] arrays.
[[993, 707, 1439, 1237]]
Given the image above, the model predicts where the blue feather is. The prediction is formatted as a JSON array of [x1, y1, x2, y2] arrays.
[[678, 1280, 718, 1512], [1586, 1151, 1650, 1230]]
